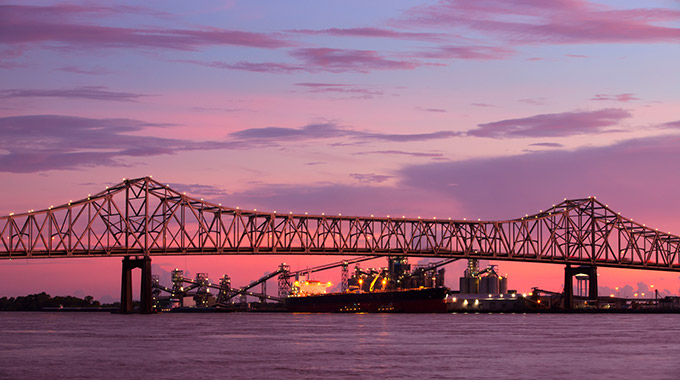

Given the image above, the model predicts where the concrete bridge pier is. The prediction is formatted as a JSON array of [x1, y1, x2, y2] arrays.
[[564, 264, 598, 309], [121, 256, 153, 314]]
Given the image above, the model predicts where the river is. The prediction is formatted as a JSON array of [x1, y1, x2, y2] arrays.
[[1, 312, 679, 379]]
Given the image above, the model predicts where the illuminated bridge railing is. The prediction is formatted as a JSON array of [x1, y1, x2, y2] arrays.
[[1, 177, 679, 271]]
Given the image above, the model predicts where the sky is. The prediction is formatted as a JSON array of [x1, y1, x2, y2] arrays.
[[1, 0, 679, 302]]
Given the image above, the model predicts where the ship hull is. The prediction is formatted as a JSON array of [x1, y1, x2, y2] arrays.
[[285, 287, 448, 313]]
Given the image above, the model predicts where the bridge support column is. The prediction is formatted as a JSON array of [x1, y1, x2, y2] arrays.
[[564, 264, 573, 309], [563, 264, 598, 310], [120, 256, 153, 314]]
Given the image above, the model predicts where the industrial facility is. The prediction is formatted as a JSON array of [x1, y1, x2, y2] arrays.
[[148, 257, 679, 313]]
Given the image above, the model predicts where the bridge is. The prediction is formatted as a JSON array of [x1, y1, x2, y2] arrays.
[[1, 176, 679, 311]]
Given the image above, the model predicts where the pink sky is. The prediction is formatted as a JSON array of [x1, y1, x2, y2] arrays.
[[1, 0, 680, 301]]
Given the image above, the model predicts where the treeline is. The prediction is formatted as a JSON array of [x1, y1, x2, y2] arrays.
[[0, 292, 101, 311]]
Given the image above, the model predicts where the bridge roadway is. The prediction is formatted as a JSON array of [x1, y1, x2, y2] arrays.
[[1, 176, 679, 272]]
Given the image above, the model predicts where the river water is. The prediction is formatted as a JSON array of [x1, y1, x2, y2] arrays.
[[1, 312, 679, 379]]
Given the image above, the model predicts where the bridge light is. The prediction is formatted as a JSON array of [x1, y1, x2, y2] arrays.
[[339, 213, 341, 216], [448, 217, 451, 220], [183, 192, 186, 195], [201, 198, 203, 201], [305, 212, 308, 215], [463, 218, 466, 221], [418, 216, 421, 219], [9, 212, 13, 216], [123, 178, 126, 181], [289, 212, 292, 214], [371, 214, 374, 217], [219, 203, 222, 206], [273, 211, 277, 213], [322, 212, 324, 216], [254, 209, 257, 212], [478, 218, 481, 221]]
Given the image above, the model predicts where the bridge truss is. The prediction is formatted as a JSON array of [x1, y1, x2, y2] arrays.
[[1, 177, 679, 272]]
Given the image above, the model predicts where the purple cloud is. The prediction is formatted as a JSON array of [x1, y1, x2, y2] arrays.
[[58, 66, 111, 75], [0, 115, 237, 173], [179, 48, 431, 74], [350, 173, 393, 184], [177, 59, 306, 74], [400, 1, 680, 44], [294, 83, 384, 98], [229, 123, 460, 143], [354, 150, 444, 158], [591, 93, 639, 102], [418, 45, 514, 60], [287, 27, 444, 41], [661, 120, 680, 129], [0, 4, 291, 51], [0, 86, 145, 102], [528, 142, 563, 148], [518, 98, 547, 105], [471, 103, 496, 108], [398, 133, 680, 222], [469, 108, 631, 138], [290, 48, 422, 72]]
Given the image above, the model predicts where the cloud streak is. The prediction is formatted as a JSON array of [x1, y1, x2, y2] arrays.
[[350, 173, 393, 184], [179, 48, 428, 74], [354, 150, 444, 158], [287, 27, 444, 41], [0, 4, 291, 51], [469, 108, 631, 138], [230, 123, 460, 143], [294, 83, 384, 98], [0, 86, 146, 102], [0, 116, 460, 173], [0, 115, 234, 173], [591, 93, 639, 102], [400, 0, 680, 44]]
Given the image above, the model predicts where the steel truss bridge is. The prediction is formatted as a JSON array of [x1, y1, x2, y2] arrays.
[[1, 176, 679, 272]]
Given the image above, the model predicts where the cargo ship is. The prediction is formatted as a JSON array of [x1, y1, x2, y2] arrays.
[[285, 257, 451, 313], [286, 287, 448, 313]]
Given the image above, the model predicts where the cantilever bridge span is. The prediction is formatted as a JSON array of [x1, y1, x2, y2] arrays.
[[1, 176, 679, 272]]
